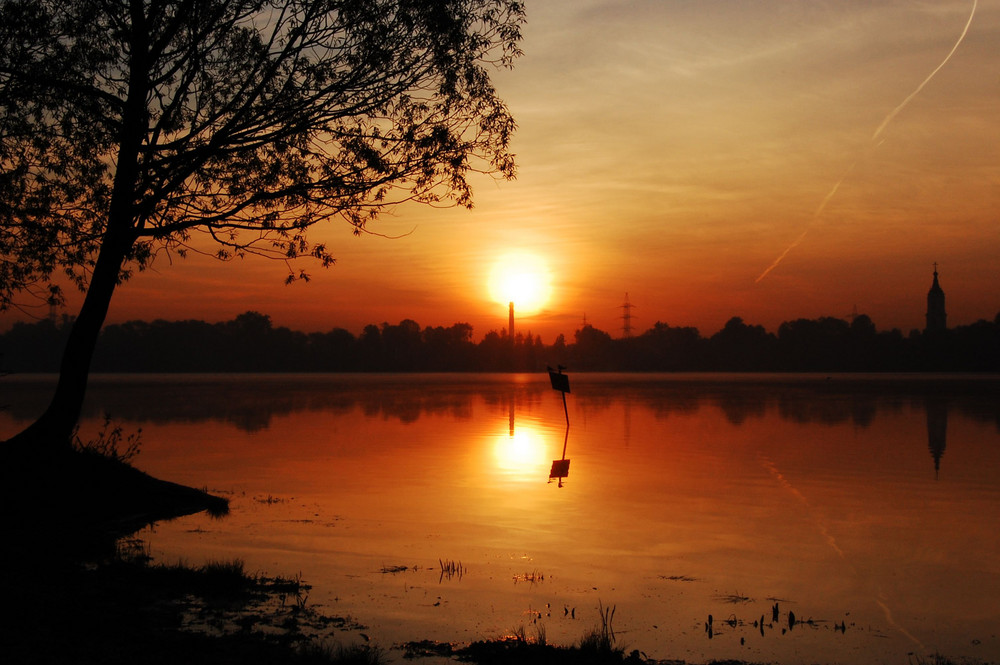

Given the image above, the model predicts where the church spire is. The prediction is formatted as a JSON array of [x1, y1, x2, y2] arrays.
[[925, 263, 947, 333]]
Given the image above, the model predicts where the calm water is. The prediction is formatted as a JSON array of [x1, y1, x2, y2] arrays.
[[2, 373, 999, 664]]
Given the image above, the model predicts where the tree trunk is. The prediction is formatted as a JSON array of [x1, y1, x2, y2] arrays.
[[5, 7, 147, 458], [3, 235, 131, 457]]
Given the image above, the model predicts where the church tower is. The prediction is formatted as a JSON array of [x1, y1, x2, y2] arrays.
[[925, 263, 947, 332]]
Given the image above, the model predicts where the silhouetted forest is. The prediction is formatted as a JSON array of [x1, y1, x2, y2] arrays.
[[3, 310, 1000, 373]]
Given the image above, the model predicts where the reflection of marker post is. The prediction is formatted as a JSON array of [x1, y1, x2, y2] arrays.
[[547, 365, 570, 425], [549, 425, 570, 487]]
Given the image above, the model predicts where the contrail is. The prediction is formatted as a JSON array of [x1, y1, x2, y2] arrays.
[[872, 0, 978, 142], [755, 229, 810, 284], [756, 0, 977, 283], [755, 165, 854, 283]]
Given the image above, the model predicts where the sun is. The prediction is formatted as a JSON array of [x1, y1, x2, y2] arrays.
[[487, 252, 551, 315]]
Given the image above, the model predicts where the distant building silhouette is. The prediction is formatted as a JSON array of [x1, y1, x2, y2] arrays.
[[925, 264, 947, 332]]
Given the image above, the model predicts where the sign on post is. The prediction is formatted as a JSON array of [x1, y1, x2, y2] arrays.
[[548, 367, 570, 394]]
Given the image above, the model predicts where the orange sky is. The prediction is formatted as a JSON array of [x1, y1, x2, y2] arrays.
[[9, 1, 1000, 341]]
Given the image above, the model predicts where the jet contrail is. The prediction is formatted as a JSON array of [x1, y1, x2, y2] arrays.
[[872, 0, 978, 142], [755, 164, 855, 283], [756, 0, 977, 283]]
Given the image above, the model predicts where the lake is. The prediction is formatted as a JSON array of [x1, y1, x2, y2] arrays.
[[2, 373, 999, 664]]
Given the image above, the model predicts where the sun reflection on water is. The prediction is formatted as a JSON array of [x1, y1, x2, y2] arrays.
[[491, 424, 551, 481]]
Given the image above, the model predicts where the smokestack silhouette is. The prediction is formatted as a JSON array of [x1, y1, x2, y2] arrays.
[[509, 301, 514, 339]]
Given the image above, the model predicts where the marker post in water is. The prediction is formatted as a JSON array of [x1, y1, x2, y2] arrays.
[[547, 365, 571, 487], [547, 364, 570, 425]]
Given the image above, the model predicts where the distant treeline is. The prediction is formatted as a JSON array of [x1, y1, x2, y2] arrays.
[[3, 310, 1000, 373]]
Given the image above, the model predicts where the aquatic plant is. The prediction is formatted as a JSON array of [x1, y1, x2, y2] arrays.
[[579, 601, 622, 658], [72, 413, 142, 463], [299, 642, 385, 665], [438, 558, 465, 582], [513, 570, 544, 584]]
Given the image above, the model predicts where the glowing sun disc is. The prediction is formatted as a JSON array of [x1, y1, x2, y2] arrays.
[[488, 252, 551, 314]]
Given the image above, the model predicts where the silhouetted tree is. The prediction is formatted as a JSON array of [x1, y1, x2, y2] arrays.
[[476, 329, 510, 371], [951, 317, 1000, 371], [520, 332, 544, 371], [547, 333, 569, 369], [307, 327, 358, 371], [358, 324, 384, 370], [0, 318, 72, 372], [709, 317, 777, 371], [845, 314, 878, 370], [571, 324, 614, 370], [223, 312, 274, 371], [381, 319, 422, 370], [0, 0, 523, 453], [637, 321, 705, 371], [422, 323, 475, 370], [777, 317, 852, 371]]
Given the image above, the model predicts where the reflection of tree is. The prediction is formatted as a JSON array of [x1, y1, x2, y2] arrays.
[[572, 384, 701, 420], [0, 376, 997, 435], [565, 378, 1000, 431], [0, 378, 478, 432], [777, 395, 877, 428], [716, 393, 767, 426], [953, 401, 1000, 433]]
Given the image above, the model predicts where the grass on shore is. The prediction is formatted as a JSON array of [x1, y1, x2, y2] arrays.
[[4, 535, 382, 664], [1, 447, 378, 664]]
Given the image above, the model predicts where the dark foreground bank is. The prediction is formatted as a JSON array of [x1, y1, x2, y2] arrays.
[[1, 450, 385, 664]]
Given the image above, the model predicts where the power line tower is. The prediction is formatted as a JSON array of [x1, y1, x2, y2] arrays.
[[620, 292, 635, 339]]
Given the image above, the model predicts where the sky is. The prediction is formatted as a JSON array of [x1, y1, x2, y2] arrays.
[[15, 1, 1000, 341]]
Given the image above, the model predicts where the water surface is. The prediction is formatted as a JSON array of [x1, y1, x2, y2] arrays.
[[2, 373, 998, 664]]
